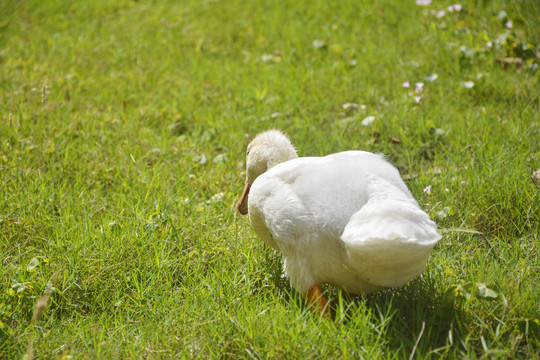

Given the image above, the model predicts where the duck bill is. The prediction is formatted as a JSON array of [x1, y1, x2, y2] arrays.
[[237, 182, 250, 215]]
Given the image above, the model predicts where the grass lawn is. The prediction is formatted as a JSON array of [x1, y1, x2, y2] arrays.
[[1, 0, 539, 358]]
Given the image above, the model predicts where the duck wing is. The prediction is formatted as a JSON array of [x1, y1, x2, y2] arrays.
[[341, 174, 441, 287]]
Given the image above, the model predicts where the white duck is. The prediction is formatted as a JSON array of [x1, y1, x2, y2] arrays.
[[237, 130, 441, 317]]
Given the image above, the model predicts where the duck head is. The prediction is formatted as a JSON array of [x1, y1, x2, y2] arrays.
[[237, 130, 298, 215]]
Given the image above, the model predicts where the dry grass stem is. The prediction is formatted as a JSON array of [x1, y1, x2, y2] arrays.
[[409, 321, 426, 360], [22, 274, 56, 360], [41, 82, 47, 104]]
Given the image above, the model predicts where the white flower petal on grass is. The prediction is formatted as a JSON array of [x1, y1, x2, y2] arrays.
[[342, 103, 359, 110], [460, 81, 475, 89], [360, 104, 367, 110], [312, 39, 326, 49], [213, 153, 227, 163], [423, 185, 432, 194], [505, 20, 513, 29], [414, 82, 424, 93], [402, 80, 410, 88], [414, 96, 422, 103], [27, 257, 40, 271], [205, 192, 225, 205], [361, 116, 376, 126], [211, 192, 225, 202], [436, 10, 446, 18], [193, 154, 207, 165], [448, 4, 462, 12], [416, 0, 432, 6], [425, 73, 438, 82], [486, 41, 493, 48], [261, 54, 276, 62]]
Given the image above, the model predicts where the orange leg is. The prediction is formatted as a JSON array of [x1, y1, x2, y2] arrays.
[[306, 284, 332, 319]]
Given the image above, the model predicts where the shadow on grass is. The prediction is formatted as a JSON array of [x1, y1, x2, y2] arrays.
[[337, 275, 467, 358], [272, 271, 467, 357], [260, 248, 468, 356]]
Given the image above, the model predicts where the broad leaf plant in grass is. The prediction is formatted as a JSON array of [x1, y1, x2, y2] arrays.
[[1, 0, 539, 358]]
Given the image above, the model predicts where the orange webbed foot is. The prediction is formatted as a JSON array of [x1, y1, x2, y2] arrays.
[[306, 284, 332, 319]]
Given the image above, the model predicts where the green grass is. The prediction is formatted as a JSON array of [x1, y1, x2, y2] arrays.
[[1, 0, 539, 358]]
